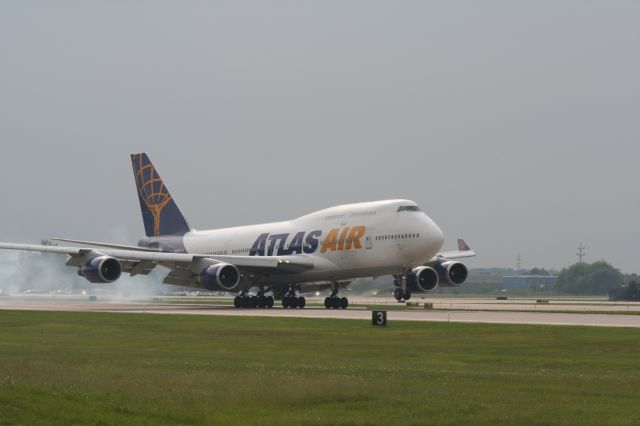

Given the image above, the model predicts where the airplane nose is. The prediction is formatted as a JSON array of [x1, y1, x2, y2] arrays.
[[423, 216, 445, 253]]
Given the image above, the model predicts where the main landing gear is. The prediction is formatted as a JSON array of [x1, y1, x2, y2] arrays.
[[324, 284, 349, 309], [234, 288, 275, 309], [393, 272, 411, 302], [282, 285, 305, 309]]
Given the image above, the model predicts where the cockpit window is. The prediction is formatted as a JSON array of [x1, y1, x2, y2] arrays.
[[397, 205, 421, 212]]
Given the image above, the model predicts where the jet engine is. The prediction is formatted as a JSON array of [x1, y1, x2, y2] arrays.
[[435, 261, 468, 286], [407, 266, 439, 292], [78, 256, 122, 283], [198, 263, 242, 291]]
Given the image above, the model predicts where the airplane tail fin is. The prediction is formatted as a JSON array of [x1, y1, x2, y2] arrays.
[[458, 239, 472, 251], [130, 153, 191, 237]]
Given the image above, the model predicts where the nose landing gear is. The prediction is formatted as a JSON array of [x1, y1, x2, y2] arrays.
[[393, 272, 411, 302]]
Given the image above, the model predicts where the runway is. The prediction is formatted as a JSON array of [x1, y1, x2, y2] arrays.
[[2, 297, 640, 327]]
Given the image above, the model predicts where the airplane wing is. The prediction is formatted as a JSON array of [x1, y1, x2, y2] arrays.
[[434, 238, 476, 260], [49, 238, 161, 252], [0, 242, 314, 287]]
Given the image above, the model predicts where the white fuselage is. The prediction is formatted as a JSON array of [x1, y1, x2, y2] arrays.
[[182, 199, 445, 285]]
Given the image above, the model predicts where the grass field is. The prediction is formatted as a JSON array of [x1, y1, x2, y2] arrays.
[[1, 311, 639, 425]]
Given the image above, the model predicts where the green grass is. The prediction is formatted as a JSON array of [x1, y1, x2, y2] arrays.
[[1, 311, 639, 425]]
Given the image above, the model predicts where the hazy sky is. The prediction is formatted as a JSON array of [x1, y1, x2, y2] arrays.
[[1, 1, 639, 272]]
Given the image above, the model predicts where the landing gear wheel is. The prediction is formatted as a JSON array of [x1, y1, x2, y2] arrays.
[[234, 296, 241, 308], [339, 297, 348, 310], [324, 297, 332, 309], [403, 291, 411, 301], [266, 296, 274, 308], [257, 295, 266, 308], [283, 296, 298, 309], [297, 297, 306, 309], [250, 296, 259, 308], [394, 288, 403, 301]]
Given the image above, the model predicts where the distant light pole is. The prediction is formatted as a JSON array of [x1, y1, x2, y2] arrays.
[[577, 242, 586, 264], [516, 253, 522, 274]]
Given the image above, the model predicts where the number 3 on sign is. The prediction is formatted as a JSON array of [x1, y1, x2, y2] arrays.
[[372, 310, 387, 326]]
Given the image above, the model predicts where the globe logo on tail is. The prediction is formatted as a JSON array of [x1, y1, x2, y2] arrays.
[[132, 154, 173, 237]]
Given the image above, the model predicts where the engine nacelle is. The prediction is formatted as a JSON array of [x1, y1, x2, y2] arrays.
[[198, 263, 241, 291], [407, 266, 439, 292], [78, 256, 122, 283], [435, 261, 468, 286]]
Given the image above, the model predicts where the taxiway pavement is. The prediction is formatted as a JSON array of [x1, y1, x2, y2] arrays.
[[2, 298, 640, 328]]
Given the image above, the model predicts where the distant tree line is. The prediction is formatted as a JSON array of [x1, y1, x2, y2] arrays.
[[556, 261, 624, 295], [521, 267, 553, 276], [610, 281, 640, 301]]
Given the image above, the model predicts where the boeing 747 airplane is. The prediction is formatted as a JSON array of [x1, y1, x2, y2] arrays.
[[0, 153, 475, 309]]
